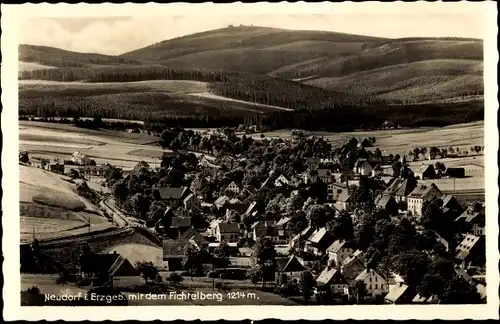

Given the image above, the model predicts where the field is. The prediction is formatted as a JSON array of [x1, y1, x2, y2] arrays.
[[256, 121, 484, 156], [19, 121, 213, 169], [19, 164, 112, 242]]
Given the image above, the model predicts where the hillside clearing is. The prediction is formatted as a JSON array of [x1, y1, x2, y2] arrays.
[[19, 61, 56, 71], [187, 92, 294, 112]]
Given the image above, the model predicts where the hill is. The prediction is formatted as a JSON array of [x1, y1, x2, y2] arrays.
[[19, 44, 143, 68], [120, 26, 483, 104], [18, 26, 484, 129], [305, 59, 483, 104]]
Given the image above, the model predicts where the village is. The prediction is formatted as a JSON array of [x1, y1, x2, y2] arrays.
[[20, 126, 486, 305]]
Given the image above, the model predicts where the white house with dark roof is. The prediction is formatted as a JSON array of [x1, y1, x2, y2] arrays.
[[183, 193, 199, 210], [304, 228, 336, 256], [407, 183, 442, 216], [454, 234, 485, 267], [316, 266, 349, 295], [327, 240, 356, 266], [215, 222, 240, 243], [354, 268, 388, 297], [275, 255, 306, 285], [226, 181, 243, 194]]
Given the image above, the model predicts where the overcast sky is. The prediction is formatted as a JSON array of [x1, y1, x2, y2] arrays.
[[18, 9, 486, 55]]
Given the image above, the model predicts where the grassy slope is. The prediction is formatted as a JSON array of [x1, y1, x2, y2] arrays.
[[305, 59, 484, 102]]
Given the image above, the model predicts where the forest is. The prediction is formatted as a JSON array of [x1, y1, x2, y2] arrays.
[[19, 66, 484, 131]]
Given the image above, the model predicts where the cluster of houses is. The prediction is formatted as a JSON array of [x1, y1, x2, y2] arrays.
[[21, 137, 483, 304], [29, 151, 108, 179]]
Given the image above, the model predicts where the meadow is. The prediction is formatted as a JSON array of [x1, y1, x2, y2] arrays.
[[19, 164, 111, 242]]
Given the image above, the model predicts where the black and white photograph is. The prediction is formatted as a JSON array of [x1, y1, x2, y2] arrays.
[[2, 2, 498, 321]]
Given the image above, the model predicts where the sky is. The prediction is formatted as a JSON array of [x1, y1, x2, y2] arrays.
[[17, 6, 487, 55]]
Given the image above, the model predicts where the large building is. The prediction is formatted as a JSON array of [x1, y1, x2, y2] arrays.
[[407, 183, 442, 216]]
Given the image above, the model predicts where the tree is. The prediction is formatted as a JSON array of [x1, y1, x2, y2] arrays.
[[112, 181, 129, 204], [130, 193, 151, 221], [306, 204, 328, 229], [19, 151, 30, 163], [214, 241, 231, 268], [69, 169, 80, 179], [167, 272, 183, 287], [351, 280, 368, 304], [136, 261, 159, 284], [75, 242, 95, 275], [299, 271, 315, 302], [441, 276, 482, 304], [391, 250, 431, 288], [412, 148, 421, 160], [182, 246, 204, 279], [254, 238, 277, 288], [330, 210, 354, 241], [289, 210, 309, 235]]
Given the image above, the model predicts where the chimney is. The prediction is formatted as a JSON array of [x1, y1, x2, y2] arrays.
[[113, 251, 117, 255]]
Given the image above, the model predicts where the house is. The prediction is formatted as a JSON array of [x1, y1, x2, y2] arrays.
[[224, 203, 251, 221], [371, 165, 384, 177], [253, 224, 279, 242], [353, 159, 368, 174], [414, 164, 436, 180], [407, 183, 442, 217], [163, 240, 196, 270], [316, 266, 349, 295], [354, 268, 388, 297], [441, 194, 464, 214], [317, 169, 334, 184], [80, 252, 142, 287], [454, 234, 485, 267], [382, 178, 417, 202], [30, 157, 50, 170], [239, 186, 257, 199], [229, 198, 241, 204], [215, 222, 240, 243], [326, 240, 356, 266], [214, 196, 230, 210], [49, 163, 65, 174], [207, 219, 223, 237], [327, 182, 346, 202], [170, 217, 192, 236], [412, 293, 440, 304], [455, 206, 485, 236], [304, 228, 336, 256], [359, 162, 373, 176], [226, 181, 243, 194], [341, 254, 366, 284], [260, 177, 275, 190], [244, 201, 258, 217], [330, 186, 351, 211], [374, 194, 398, 215], [183, 193, 199, 210], [275, 255, 306, 285], [384, 283, 414, 304], [158, 187, 192, 207], [179, 227, 209, 249], [274, 174, 291, 187], [276, 216, 291, 238], [446, 167, 466, 178], [133, 161, 150, 172]]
